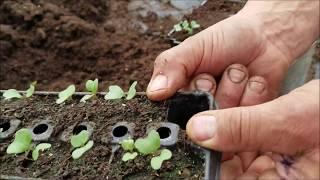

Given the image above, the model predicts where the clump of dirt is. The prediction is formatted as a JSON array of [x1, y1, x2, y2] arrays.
[[0, 0, 243, 91], [0, 95, 205, 179]]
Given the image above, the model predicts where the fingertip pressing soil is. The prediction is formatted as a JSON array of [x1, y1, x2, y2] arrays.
[[1, 95, 206, 179]]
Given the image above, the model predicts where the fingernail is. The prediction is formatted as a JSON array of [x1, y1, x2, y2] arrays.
[[248, 81, 265, 94], [195, 79, 214, 92], [191, 115, 217, 141], [228, 68, 246, 83], [148, 74, 168, 92]]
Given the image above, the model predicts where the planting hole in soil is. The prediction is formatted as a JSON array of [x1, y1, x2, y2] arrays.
[[113, 125, 128, 138], [157, 127, 171, 139], [167, 92, 213, 130], [73, 125, 88, 135], [0, 122, 10, 132], [33, 124, 48, 134]]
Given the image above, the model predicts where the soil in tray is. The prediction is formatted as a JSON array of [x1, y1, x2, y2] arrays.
[[0, 95, 205, 179]]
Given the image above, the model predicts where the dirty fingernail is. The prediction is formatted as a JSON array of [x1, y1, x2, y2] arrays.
[[195, 79, 214, 92], [249, 81, 265, 94], [191, 115, 217, 141], [148, 74, 168, 92], [228, 68, 246, 83]]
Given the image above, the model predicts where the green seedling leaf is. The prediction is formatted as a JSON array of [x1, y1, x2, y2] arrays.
[[86, 79, 98, 94], [126, 81, 137, 100], [32, 143, 51, 161], [3, 89, 23, 100], [134, 130, 160, 155], [104, 85, 125, 100], [71, 130, 89, 148], [72, 140, 94, 160], [122, 152, 138, 162], [150, 149, 172, 170], [173, 23, 182, 32], [120, 139, 134, 151], [26, 81, 37, 98], [190, 20, 200, 29], [56, 85, 76, 104], [80, 94, 94, 103], [6, 128, 32, 154], [181, 20, 189, 29]]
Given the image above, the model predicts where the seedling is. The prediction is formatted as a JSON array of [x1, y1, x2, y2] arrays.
[[173, 20, 200, 34], [6, 128, 32, 154], [150, 149, 172, 170], [2, 89, 23, 100], [2, 81, 37, 100], [71, 130, 89, 148], [26, 81, 37, 98], [32, 143, 52, 161], [56, 84, 76, 104], [72, 140, 94, 160], [80, 79, 99, 102], [126, 81, 137, 100], [134, 130, 160, 155], [104, 81, 138, 100], [120, 139, 134, 152], [70, 130, 93, 159], [120, 130, 172, 170], [104, 85, 125, 100], [122, 152, 138, 162]]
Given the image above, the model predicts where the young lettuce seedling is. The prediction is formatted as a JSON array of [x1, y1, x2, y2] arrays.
[[70, 130, 93, 160], [56, 84, 76, 104], [2, 81, 37, 100], [32, 143, 52, 161], [104, 81, 138, 100], [26, 81, 37, 98], [80, 79, 99, 102], [151, 149, 172, 170], [134, 130, 160, 155], [104, 85, 125, 100], [173, 20, 200, 34], [120, 138, 135, 151], [122, 152, 138, 162], [2, 89, 23, 100], [6, 128, 32, 154], [71, 130, 89, 148]]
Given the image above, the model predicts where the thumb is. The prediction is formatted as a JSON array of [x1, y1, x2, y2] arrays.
[[147, 16, 261, 100], [186, 80, 319, 155]]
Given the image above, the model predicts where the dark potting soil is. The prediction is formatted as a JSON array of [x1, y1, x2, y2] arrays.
[[1, 95, 207, 179], [0, 0, 243, 91]]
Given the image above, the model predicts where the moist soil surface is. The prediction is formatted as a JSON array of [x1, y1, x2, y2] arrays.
[[1, 95, 206, 179], [0, 0, 243, 91]]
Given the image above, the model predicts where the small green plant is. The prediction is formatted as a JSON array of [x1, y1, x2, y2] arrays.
[[122, 152, 138, 162], [104, 81, 137, 100], [26, 81, 37, 98], [32, 143, 52, 161], [80, 79, 98, 102], [72, 140, 94, 160], [173, 20, 200, 34], [70, 130, 93, 160], [2, 89, 23, 100], [71, 130, 89, 148], [150, 149, 172, 170], [56, 84, 76, 104], [120, 138, 135, 151], [2, 81, 37, 100], [6, 128, 32, 154], [134, 130, 160, 155], [119, 130, 172, 170]]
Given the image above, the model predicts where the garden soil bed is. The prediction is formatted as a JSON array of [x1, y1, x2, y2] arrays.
[[1, 95, 206, 179], [0, 0, 243, 91]]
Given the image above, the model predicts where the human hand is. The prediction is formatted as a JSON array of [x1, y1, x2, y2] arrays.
[[186, 80, 319, 179]]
